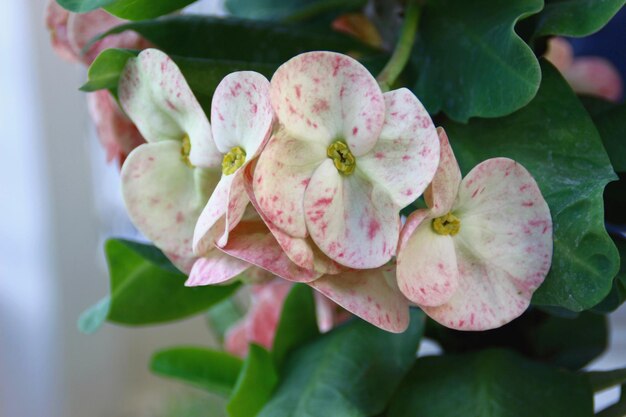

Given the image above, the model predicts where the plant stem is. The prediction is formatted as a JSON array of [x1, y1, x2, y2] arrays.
[[376, 0, 421, 92]]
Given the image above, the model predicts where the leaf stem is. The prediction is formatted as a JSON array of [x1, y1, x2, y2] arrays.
[[376, 0, 421, 92]]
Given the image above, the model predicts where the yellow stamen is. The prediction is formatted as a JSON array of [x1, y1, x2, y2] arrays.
[[432, 213, 461, 236], [327, 141, 356, 175], [181, 134, 194, 168], [222, 146, 247, 175]]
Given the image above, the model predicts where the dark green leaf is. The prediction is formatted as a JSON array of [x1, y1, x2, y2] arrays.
[[443, 60, 619, 311], [272, 284, 319, 367], [588, 368, 626, 392], [592, 238, 626, 313], [225, 0, 367, 22], [227, 344, 278, 417], [590, 103, 626, 173], [77, 239, 239, 333], [388, 349, 593, 417], [57, 0, 198, 20], [207, 299, 244, 343], [80, 48, 137, 92], [258, 310, 425, 417], [410, 0, 542, 122], [532, 0, 626, 38], [151, 347, 243, 396]]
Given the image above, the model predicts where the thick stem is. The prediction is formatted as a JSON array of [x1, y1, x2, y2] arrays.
[[376, 0, 421, 92]]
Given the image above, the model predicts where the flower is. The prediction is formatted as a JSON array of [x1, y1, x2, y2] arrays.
[[253, 51, 440, 270], [545, 37, 623, 102], [396, 128, 553, 330]]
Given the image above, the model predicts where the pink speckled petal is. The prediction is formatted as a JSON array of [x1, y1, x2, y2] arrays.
[[424, 127, 462, 217], [358, 88, 439, 208], [194, 170, 249, 255], [45, 0, 77, 62], [245, 161, 343, 275], [253, 129, 326, 238], [564, 57, 623, 102], [304, 159, 399, 268], [425, 158, 553, 330], [119, 49, 221, 168], [164, 251, 197, 275], [310, 265, 410, 333], [270, 51, 385, 156], [211, 71, 273, 156], [396, 218, 459, 307], [225, 320, 249, 358], [121, 141, 220, 258], [544, 37, 574, 73], [219, 220, 322, 282], [185, 250, 251, 287]]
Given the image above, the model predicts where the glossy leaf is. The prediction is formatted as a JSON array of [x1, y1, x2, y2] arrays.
[[227, 344, 278, 417], [258, 310, 425, 417], [225, 0, 367, 22], [589, 102, 626, 173], [388, 349, 593, 417], [57, 0, 198, 20], [272, 284, 319, 367], [77, 239, 239, 333], [410, 0, 542, 122], [532, 0, 626, 37], [443, 61, 619, 311], [80, 48, 137, 92], [151, 347, 243, 396], [592, 238, 626, 313]]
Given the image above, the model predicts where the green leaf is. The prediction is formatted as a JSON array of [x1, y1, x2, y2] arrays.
[[227, 344, 278, 417], [57, 0, 198, 20], [443, 60, 619, 311], [151, 347, 243, 396], [225, 0, 367, 22], [409, 0, 542, 122], [532, 0, 626, 38], [272, 284, 319, 367], [77, 239, 239, 333], [258, 310, 425, 417], [588, 367, 626, 392], [80, 48, 137, 92], [589, 103, 626, 173], [207, 299, 244, 343], [592, 238, 626, 313], [388, 349, 594, 417]]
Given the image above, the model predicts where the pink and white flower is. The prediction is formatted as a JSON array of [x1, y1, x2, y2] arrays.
[[253, 51, 440, 270], [396, 128, 553, 331]]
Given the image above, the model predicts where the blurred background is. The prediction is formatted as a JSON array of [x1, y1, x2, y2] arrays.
[[0, 1, 624, 416]]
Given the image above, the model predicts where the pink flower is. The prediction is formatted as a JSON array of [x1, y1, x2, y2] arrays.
[[87, 90, 145, 165], [253, 51, 440, 270], [545, 37, 623, 102], [45, 0, 149, 65], [396, 128, 553, 330]]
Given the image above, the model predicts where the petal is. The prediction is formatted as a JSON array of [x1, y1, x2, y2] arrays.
[[185, 250, 251, 287], [424, 127, 462, 216], [270, 51, 385, 156], [253, 129, 325, 238], [358, 88, 439, 208], [544, 37, 573, 73], [310, 265, 410, 333], [225, 321, 249, 358], [211, 71, 274, 156], [564, 57, 623, 102], [426, 158, 553, 330], [219, 220, 322, 283], [396, 219, 459, 307], [304, 160, 399, 268], [193, 170, 249, 255], [45, 0, 77, 62], [163, 251, 196, 274], [121, 141, 220, 258], [119, 49, 221, 168]]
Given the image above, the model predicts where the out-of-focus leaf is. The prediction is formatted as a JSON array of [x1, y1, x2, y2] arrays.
[[225, 0, 367, 22], [57, 0, 198, 20], [532, 0, 626, 38]]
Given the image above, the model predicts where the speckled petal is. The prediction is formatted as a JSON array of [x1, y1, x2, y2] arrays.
[[358, 88, 439, 208], [211, 71, 273, 156], [565, 57, 623, 102], [121, 141, 220, 258], [304, 159, 399, 268], [425, 158, 553, 330], [185, 250, 251, 287], [424, 127, 462, 217], [219, 220, 322, 282], [119, 49, 221, 168], [253, 129, 326, 238], [396, 218, 459, 307], [164, 251, 197, 275], [270, 51, 385, 156], [310, 265, 410, 333]]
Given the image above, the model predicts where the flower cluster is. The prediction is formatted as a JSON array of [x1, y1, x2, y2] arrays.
[[114, 48, 552, 333]]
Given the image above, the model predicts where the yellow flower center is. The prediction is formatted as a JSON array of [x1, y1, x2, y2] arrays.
[[327, 141, 356, 175], [432, 213, 461, 236], [180, 134, 194, 168], [222, 146, 247, 175]]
